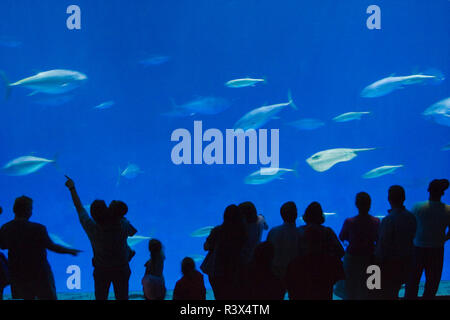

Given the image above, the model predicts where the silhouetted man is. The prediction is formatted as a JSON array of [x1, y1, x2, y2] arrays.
[[406, 179, 450, 299], [376, 185, 416, 299], [0, 196, 80, 300], [266, 202, 298, 283]]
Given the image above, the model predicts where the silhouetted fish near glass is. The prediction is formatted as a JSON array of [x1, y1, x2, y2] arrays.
[[190, 226, 214, 237], [286, 118, 324, 130], [139, 55, 170, 66], [164, 96, 230, 116]]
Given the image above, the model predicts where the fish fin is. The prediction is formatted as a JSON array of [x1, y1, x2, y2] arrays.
[[27, 91, 39, 97], [287, 90, 298, 110], [116, 167, 122, 187], [0, 70, 12, 100]]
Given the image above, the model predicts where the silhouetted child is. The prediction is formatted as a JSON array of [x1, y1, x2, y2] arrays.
[[142, 239, 166, 300], [109, 200, 137, 262], [173, 257, 206, 300]]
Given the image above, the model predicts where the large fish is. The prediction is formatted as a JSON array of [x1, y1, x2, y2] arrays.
[[2, 155, 56, 176], [234, 92, 297, 130], [1, 69, 87, 99], [286, 118, 325, 130], [361, 72, 444, 98], [190, 226, 215, 237], [244, 165, 297, 185], [225, 77, 266, 88], [333, 112, 370, 122], [362, 165, 403, 179], [423, 97, 450, 127], [164, 96, 230, 116], [306, 148, 375, 172]]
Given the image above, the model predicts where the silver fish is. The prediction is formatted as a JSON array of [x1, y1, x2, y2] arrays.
[[423, 97, 450, 127], [244, 166, 297, 185], [2, 155, 56, 176], [333, 112, 370, 122], [362, 165, 403, 179]]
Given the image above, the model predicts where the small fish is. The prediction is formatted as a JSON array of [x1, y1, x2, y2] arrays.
[[165, 96, 230, 116], [361, 72, 444, 98], [116, 164, 143, 186], [139, 55, 170, 66], [423, 97, 450, 127], [306, 148, 375, 172], [0, 69, 87, 99], [190, 226, 215, 238], [286, 118, 325, 130], [244, 165, 297, 185], [225, 77, 266, 88], [234, 92, 297, 130], [323, 212, 337, 216], [362, 165, 403, 179], [333, 112, 370, 122], [94, 101, 115, 110], [32, 94, 74, 106], [0, 36, 22, 48], [49, 233, 74, 248], [375, 215, 386, 219], [127, 235, 152, 247], [2, 155, 57, 176], [189, 254, 205, 263]]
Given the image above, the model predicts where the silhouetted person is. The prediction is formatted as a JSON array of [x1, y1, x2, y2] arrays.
[[142, 239, 166, 300], [375, 185, 416, 299], [109, 200, 137, 261], [287, 202, 345, 300], [200, 204, 247, 300], [65, 177, 133, 300], [239, 201, 268, 264], [173, 257, 206, 300], [243, 241, 285, 300], [339, 192, 380, 300], [0, 196, 80, 300], [0, 205, 9, 300], [266, 201, 298, 285], [406, 179, 450, 299]]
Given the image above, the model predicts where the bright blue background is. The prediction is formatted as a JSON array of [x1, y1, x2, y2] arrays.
[[0, 0, 448, 294]]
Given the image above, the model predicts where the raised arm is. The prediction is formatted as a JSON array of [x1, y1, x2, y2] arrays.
[[65, 176, 96, 235]]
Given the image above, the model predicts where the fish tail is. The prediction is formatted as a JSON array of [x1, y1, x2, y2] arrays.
[[287, 90, 298, 110], [425, 68, 445, 84], [51, 153, 64, 174], [0, 70, 12, 100], [292, 161, 299, 177]]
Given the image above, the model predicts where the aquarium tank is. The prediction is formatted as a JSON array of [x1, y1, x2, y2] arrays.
[[0, 0, 448, 297]]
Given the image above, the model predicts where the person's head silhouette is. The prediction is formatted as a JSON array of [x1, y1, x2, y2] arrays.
[[281, 201, 297, 224], [223, 204, 239, 226], [13, 196, 33, 220], [356, 192, 371, 215], [238, 201, 257, 224], [428, 179, 449, 201], [303, 202, 324, 225], [148, 239, 163, 257], [110, 200, 128, 218], [90, 200, 109, 225], [181, 257, 196, 276], [388, 185, 406, 208]]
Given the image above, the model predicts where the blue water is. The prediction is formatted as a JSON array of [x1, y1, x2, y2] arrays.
[[0, 0, 449, 294]]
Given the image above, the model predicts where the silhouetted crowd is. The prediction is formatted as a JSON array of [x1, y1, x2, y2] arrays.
[[0, 177, 448, 300]]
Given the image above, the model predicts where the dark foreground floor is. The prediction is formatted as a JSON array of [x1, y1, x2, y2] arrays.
[[3, 281, 450, 300]]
